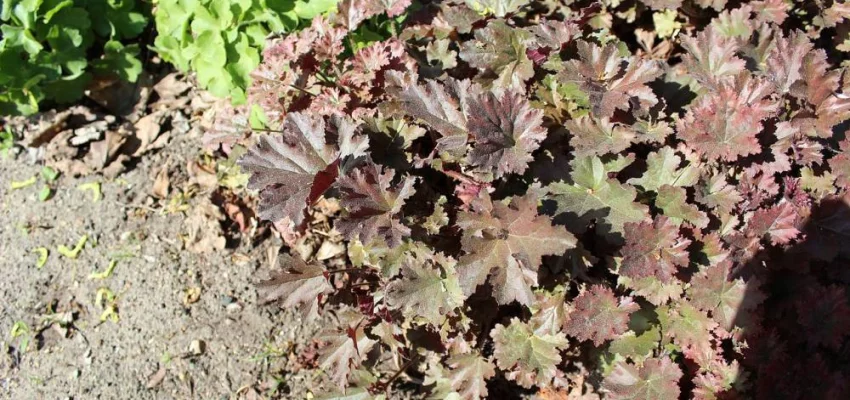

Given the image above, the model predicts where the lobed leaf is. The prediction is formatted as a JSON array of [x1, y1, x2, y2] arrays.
[[491, 317, 568, 388], [564, 285, 639, 346], [602, 357, 683, 400], [457, 191, 576, 305]]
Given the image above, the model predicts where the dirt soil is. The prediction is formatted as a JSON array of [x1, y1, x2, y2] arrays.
[[0, 129, 326, 399]]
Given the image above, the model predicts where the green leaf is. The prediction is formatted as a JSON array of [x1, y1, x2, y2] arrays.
[[94, 41, 142, 82], [10, 175, 37, 189], [1, 25, 43, 54], [459, 20, 533, 88], [0, 128, 15, 158], [12, 0, 39, 29], [89, 259, 118, 280], [32, 247, 49, 269], [77, 181, 102, 202], [194, 29, 227, 67], [546, 156, 648, 243], [40, 166, 59, 182], [58, 234, 88, 259], [43, 73, 90, 103], [385, 253, 464, 326], [10, 321, 31, 353], [293, 0, 338, 20], [43, 0, 74, 23], [224, 32, 259, 92], [628, 147, 698, 192], [349, 25, 384, 52], [655, 185, 709, 229], [464, 0, 529, 17], [608, 327, 661, 361], [602, 357, 683, 399], [491, 317, 568, 388], [37, 185, 52, 201]]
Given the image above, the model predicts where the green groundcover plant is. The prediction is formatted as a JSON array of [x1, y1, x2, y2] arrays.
[[217, 0, 850, 398], [0, 0, 150, 115], [153, 0, 340, 103]]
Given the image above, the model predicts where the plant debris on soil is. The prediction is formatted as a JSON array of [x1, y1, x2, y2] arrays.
[[0, 70, 333, 400]]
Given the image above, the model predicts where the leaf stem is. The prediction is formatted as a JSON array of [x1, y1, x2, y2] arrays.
[[380, 353, 419, 394], [326, 268, 367, 275]]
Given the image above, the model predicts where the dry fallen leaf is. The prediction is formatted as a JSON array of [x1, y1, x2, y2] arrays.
[[86, 73, 152, 122], [315, 240, 345, 261], [187, 160, 218, 191], [145, 366, 167, 389], [184, 198, 226, 254], [132, 112, 164, 157], [152, 167, 170, 199], [154, 73, 191, 97]]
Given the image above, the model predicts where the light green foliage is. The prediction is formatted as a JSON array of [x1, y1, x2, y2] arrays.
[[32, 247, 49, 268], [491, 317, 568, 388], [0, 128, 15, 158], [546, 155, 648, 242], [653, 10, 681, 39], [153, 0, 338, 102], [608, 327, 661, 362], [464, 0, 528, 17], [0, 0, 149, 115], [58, 234, 88, 259], [77, 181, 101, 202], [10, 321, 31, 352], [628, 147, 698, 192], [385, 253, 464, 326]]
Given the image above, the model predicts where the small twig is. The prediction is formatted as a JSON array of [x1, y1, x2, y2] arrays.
[[325, 268, 368, 275], [380, 353, 419, 394], [288, 84, 316, 97], [251, 127, 286, 134]]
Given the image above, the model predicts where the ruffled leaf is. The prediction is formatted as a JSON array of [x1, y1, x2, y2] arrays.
[[491, 317, 569, 388], [564, 285, 639, 346], [457, 192, 576, 305]]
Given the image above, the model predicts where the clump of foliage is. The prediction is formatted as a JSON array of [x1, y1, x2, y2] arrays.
[[153, 0, 341, 103], [215, 0, 850, 398], [0, 0, 150, 115]]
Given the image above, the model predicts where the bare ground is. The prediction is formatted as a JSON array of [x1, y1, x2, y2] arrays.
[[0, 131, 325, 399]]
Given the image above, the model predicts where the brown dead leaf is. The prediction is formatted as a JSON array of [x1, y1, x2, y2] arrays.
[[145, 365, 167, 389], [132, 112, 164, 157], [102, 154, 132, 179], [86, 73, 152, 122], [223, 202, 249, 232], [184, 198, 226, 254], [315, 240, 345, 261], [187, 160, 218, 191], [152, 73, 192, 109], [152, 167, 170, 199], [22, 109, 73, 147], [87, 129, 128, 167]]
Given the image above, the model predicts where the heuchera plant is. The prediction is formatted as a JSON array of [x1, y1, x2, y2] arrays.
[[212, 0, 850, 398]]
